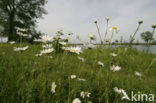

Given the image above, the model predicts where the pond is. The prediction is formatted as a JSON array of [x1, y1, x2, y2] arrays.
[[110, 45, 156, 54], [132, 45, 156, 54]]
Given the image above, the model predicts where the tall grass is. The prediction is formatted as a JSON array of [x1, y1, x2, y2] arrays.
[[0, 43, 156, 103]]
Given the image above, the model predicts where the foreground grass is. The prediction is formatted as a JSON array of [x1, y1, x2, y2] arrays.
[[0, 43, 156, 103]]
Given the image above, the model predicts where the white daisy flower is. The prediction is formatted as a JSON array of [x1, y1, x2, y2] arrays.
[[35, 53, 42, 57], [61, 47, 68, 51], [94, 20, 97, 24], [59, 36, 68, 42], [40, 48, 54, 54], [89, 34, 96, 40], [49, 56, 53, 59], [78, 56, 85, 62], [78, 78, 86, 82], [40, 35, 53, 43], [64, 47, 83, 54], [9, 41, 15, 44], [42, 44, 52, 49], [138, 19, 143, 24], [152, 22, 156, 28], [109, 26, 119, 33], [135, 71, 142, 77], [110, 65, 121, 72], [113, 87, 122, 94], [33, 38, 42, 42], [16, 27, 27, 32], [85, 43, 96, 49], [80, 91, 91, 98], [72, 98, 81, 103], [59, 42, 67, 46], [13, 46, 29, 52], [98, 61, 104, 67], [105, 17, 110, 21], [71, 75, 76, 79], [110, 53, 117, 57], [16, 31, 28, 37], [51, 82, 56, 93]]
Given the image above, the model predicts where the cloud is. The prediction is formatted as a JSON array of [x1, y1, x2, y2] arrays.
[[37, 0, 156, 43]]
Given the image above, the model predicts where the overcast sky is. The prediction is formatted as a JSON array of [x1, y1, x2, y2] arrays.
[[37, 0, 156, 43]]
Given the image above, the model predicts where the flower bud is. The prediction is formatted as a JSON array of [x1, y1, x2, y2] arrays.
[[94, 20, 97, 24], [105, 17, 110, 21], [152, 22, 156, 28], [138, 19, 143, 24]]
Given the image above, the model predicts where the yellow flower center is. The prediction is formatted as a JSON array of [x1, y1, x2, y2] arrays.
[[52, 85, 56, 89], [84, 92, 88, 96], [112, 26, 117, 30], [72, 49, 76, 52], [1, 52, 5, 55]]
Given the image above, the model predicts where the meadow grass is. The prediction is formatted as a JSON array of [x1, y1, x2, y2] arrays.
[[0, 43, 156, 103]]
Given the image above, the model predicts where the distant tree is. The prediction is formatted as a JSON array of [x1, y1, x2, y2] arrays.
[[140, 31, 153, 43], [0, 0, 47, 41]]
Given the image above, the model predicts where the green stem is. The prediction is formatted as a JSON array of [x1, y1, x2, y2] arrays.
[[109, 30, 114, 48], [20, 35, 22, 47], [105, 21, 109, 39], [146, 58, 156, 72], [129, 24, 141, 47], [110, 30, 114, 42], [95, 23, 103, 45]]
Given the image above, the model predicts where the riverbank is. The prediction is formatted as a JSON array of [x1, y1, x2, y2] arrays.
[[70, 42, 156, 45], [0, 43, 156, 103]]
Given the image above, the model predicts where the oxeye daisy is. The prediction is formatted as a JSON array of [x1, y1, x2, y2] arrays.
[[89, 34, 96, 40], [110, 65, 121, 72], [80, 91, 91, 98], [110, 53, 117, 57], [138, 19, 143, 24], [71, 75, 76, 79], [152, 22, 156, 28], [9, 41, 15, 44], [35, 53, 42, 57], [40, 48, 54, 54], [59, 42, 67, 46], [51, 82, 56, 93], [98, 61, 104, 67], [94, 20, 97, 24], [135, 71, 142, 77], [13, 46, 29, 52], [113, 87, 122, 94], [40, 35, 53, 43], [72, 98, 81, 103], [86, 43, 96, 49], [67, 47, 83, 54], [78, 78, 86, 82], [105, 17, 110, 21], [42, 44, 52, 49], [112, 26, 117, 30]]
